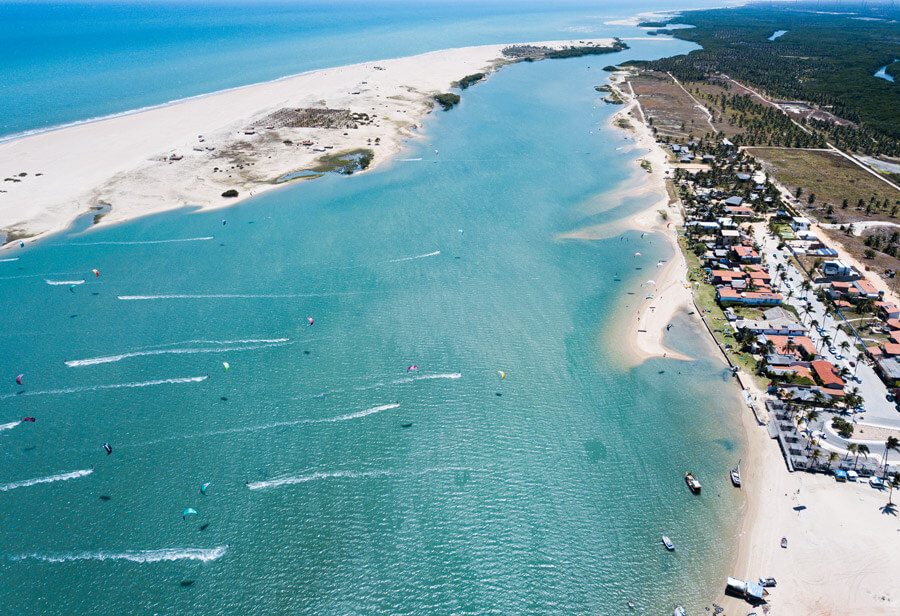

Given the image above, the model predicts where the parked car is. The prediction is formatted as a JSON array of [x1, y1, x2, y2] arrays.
[[887, 393, 894, 402], [829, 347, 837, 354]]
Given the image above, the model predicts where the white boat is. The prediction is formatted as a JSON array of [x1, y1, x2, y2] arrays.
[[731, 461, 742, 488], [673, 605, 686, 616], [869, 476, 884, 488], [662, 535, 675, 551]]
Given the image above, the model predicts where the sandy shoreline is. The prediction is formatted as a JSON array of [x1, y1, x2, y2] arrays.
[[604, 70, 695, 366], [606, 65, 900, 613], [0, 38, 614, 248]]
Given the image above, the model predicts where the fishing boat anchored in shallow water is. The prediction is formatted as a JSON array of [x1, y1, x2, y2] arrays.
[[685, 472, 701, 494], [673, 605, 686, 616], [731, 461, 742, 488], [661, 535, 675, 551]]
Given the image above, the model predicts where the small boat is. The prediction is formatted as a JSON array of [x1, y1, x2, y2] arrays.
[[673, 605, 686, 616], [401, 422, 413, 428], [731, 461, 742, 488], [661, 535, 675, 551], [627, 600, 634, 609], [780, 537, 788, 549], [685, 472, 701, 494]]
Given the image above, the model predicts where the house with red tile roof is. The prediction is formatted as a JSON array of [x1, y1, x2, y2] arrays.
[[810, 360, 845, 393], [761, 334, 817, 359]]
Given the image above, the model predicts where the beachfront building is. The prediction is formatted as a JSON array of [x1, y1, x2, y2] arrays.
[[734, 308, 806, 336], [717, 288, 783, 306]]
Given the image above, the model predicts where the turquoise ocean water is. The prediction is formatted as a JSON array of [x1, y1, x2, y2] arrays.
[[1, 3, 745, 614]]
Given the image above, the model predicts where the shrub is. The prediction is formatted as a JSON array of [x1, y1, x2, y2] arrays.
[[434, 93, 461, 111], [221, 189, 239, 198]]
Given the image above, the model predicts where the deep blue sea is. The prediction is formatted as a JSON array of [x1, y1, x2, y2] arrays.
[[0, 3, 746, 614]]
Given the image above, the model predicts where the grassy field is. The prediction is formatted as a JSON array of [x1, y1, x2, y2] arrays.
[[747, 148, 900, 223], [629, 71, 711, 142]]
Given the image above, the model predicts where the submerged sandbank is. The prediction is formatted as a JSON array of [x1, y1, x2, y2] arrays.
[[0, 39, 618, 248]]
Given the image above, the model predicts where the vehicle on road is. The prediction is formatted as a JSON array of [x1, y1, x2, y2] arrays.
[[829, 347, 837, 354]]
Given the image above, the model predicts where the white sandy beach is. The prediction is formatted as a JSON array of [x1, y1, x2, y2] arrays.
[[0, 38, 613, 247]]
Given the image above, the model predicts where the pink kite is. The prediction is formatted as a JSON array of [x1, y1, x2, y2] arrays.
[[16, 374, 23, 385], [307, 317, 314, 326], [633, 252, 642, 258], [407, 365, 419, 373]]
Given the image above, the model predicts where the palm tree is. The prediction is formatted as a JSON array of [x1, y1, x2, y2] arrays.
[[810, 447, 822, 468], [846, 442, 858, 460], [840, 340, 851, 356], [856, 444, 870, 468], [801, 279, 812, 299], [801, 305, 812, 323], [810, 318, 820, 333], [828, 451, 840, 468], [889, 474, 900, 506], [822, 334, 832, 351], [883, 436, 900, 471]]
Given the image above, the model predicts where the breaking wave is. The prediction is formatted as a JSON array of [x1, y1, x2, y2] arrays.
[[45, 279, 85, 286], [0, 469, 93, 492]]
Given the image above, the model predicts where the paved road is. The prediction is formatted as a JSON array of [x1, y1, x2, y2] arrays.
[[757, 233, 900, 429]]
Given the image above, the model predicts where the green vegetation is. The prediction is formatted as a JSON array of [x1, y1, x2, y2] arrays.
[[640, 159, 652, 173], [221, 189, 239, 198], [456, 73, 485, 89], [502, 40, 628, 62], [635, 5, 900, 155], [313, 148, 374, 175], [433, 93, 461, 111]]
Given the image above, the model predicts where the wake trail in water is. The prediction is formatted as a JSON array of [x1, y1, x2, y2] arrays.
[[247, 466, 473, 490], [0, 421, 21, 432], [0, 469, 93, 492], [118, 292, 362, 300], [45, 279, 85, 286], [0, 258, 19, 263], [68, 237, 214, 246], [312, 372, 461, 397], [388, 250, 440, 263], [135, 403, 399, 447], [0, 376, 207, 399], [9, 546, 227, 563], [66, 339, 290, 367]]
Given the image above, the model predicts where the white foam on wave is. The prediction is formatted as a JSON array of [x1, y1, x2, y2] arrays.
[[68, 237, 214, 246], [247, 466, 472, 490], [45, 279, 85, 286], [0, 376, 207, 399], [118, 292, 358, 300], [9, 546, 227, 563], [65, 339, 290, 367], [0, 258, 19, 263], [399, 158, 423, 161], [388, 250, 440, 263], [0, 421, 21, 432], [0, 469, 92, 492]]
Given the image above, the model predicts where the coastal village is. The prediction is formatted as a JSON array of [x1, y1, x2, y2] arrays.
[[612, 61, 900, 613]]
